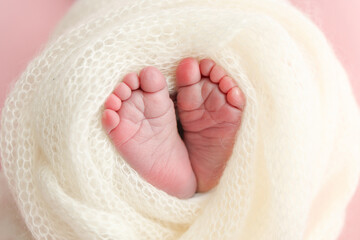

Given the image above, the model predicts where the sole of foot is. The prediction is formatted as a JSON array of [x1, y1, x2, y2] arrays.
[[102, 67, 196, 199], [176, 57, 245, 192]]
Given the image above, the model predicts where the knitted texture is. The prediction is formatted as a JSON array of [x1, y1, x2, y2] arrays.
[[1, 0, 360, 239]]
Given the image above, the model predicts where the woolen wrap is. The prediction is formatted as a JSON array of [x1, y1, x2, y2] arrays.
[[1, 0, 359, 239]]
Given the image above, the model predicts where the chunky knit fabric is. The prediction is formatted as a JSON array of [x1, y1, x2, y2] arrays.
[[1, 0, 359, 239]]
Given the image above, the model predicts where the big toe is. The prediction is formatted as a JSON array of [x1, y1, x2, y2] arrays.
[[176, 58, 201, 87], [139, 66, 167, 93]]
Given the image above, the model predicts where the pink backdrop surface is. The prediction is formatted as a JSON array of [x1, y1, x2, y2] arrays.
[[0, 1, 359, 239]]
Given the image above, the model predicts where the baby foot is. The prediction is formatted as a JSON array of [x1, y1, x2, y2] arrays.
[[102, 67, 196, 198], [176, 58, 245, 192]]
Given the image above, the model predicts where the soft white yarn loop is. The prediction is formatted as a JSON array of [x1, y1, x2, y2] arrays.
[[1, 0, 359, 239]]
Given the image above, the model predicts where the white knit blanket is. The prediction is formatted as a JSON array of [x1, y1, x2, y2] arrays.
[[1, 0, 359, 239]]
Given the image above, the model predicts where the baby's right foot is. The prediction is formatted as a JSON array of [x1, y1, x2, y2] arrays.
[[102, 67, 196, 199], [176, 58, 245, 192]]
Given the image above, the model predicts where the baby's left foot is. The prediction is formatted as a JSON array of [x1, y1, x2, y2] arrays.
[[176, 58, 245, 192]]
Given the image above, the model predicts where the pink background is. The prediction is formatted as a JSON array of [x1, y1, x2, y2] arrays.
[[0, 1, 359, 239]]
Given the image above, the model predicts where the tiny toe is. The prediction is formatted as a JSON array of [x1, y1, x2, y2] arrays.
[[199, 59, 215, 77], [219, 76, 236, 93], [139, 66, 167, 92], [227, 87, 246, 110], [102, 109, 120, 134], [105, 93, 122, 111], [209, 65, 227, 83], [176, 58, 201, 87], [114, 82, 132, 101], [123, 72, 140, 90]]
